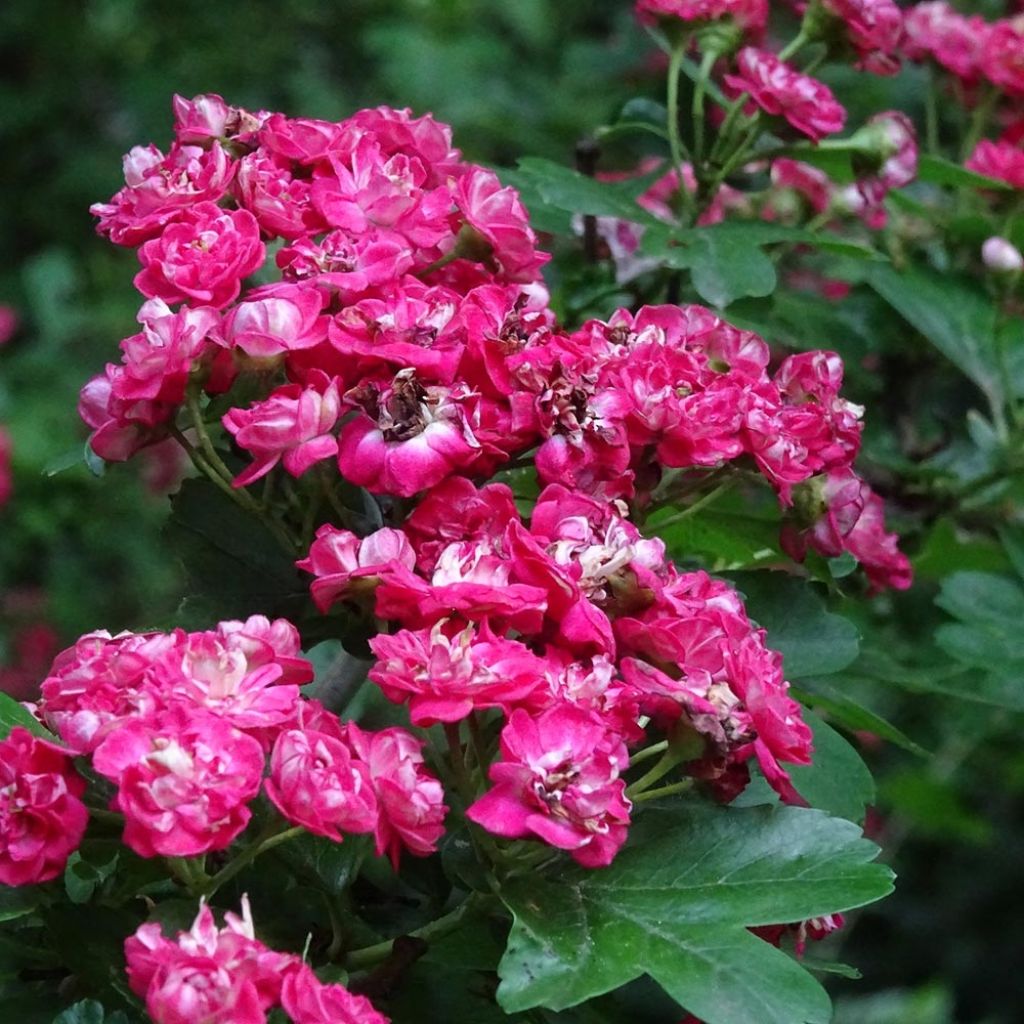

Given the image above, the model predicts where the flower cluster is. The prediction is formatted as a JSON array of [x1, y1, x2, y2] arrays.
[[303, 476, 817, 866], [83, 94, 547, 465], [904, 3, 1024, 95], [32, 614, 445, 865], [126, 897, 388, 1024]]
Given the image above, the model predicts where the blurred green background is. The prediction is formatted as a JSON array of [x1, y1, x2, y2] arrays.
[[1, 2, 1020, 1022]]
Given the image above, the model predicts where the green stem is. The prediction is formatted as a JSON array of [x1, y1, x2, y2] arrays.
[[634, 779, 694, 802], [629, 740, 669, 767], [692, 48, 718, 168], [626, 748, 685, 798], [186, 387, 236, 486], [202, 825, 305, 897], [345, 894, 484, 971], [666, 43, 694, 223], [961, 86, 999, 163], [776, 29, 810, 63]]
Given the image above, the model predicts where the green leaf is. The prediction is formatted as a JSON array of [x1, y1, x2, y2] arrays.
[[165, 478, 308, 626], [0, 692, 52, 740], [791, 681, 927, 757], [730, 574, 860, 678], [64, 847, 120, 905], [915, 154, 1013, 192], [276, 833, 368, 896], [0, 884, 40, 923], [865, 264, 1008, 410], [930, 571, 1024, 711], [52, 1001, 129, 1024], [787, 714, 875, 823], [509, 157, 663, 226], [914, 518, 1009, 580], [654, 509, 782, 571], [497, 802, 892, 1022]]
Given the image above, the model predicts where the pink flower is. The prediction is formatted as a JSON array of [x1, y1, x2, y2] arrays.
[[91, 142, 236, 247], [983, 19, 1024, 96], [0, 304, 19, 345], [904, 3, 990, 83], [281, 963, 390, 1024], [234, 151, 326, 239], [278, 229, 413, 299], [770, 159, 833, 214], [821, 0, 904, 76], [115, 299, 223, 404], [223, 372, 341, 486], [451, 167, 550, 282], [966, 139, 1024, 189], [220, 282, 328, 358], [337, 370, 482, 497], [264, 727, 378, 840], [134, 202, 265, 309], [634, 0, 768, 35], [215, 614, 314, 687], [39, 629, 177, 753], [345, 724, 447, 868], [172, 93, 266, 146], [327, 279, 463, 383], [125, 897, 289, 1024], [93, 707, 265, 857], [259, 114, 345, 164], [369, 620, 548, 724], [297, 524, 416, 612], [0, 727, 88, 886], [724, 48, 846, 141], [468, 705, 631, 867], [79, 364, 177, 461]]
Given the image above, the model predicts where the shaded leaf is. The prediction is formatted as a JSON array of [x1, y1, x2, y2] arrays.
[[497, 801, 893, 1021], [916, 154, 1013, 191], [730, 574, 860, 678]]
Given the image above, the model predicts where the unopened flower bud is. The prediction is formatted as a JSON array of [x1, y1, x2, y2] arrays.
[[982, 236, 1024, 274]]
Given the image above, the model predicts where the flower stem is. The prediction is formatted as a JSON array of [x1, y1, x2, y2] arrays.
[[777, 29, 810, 64], [666, 42, 694, 222], [691, 48, 718, 168], [634, 779, 694, 802], [202, 825, 305, 897], [625, 748, 686, 798], [345, 894, 485, 971], [629, 740, 668, 767]]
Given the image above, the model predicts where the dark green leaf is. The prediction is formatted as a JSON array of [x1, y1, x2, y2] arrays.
[[165, 478, 308, 626], [916, 154, 1013, 191], [787, 714, 875, 823], [497, 802, 893, 1021], [730, 574, 860, 678], [0, 884, 40, 923], [865, 264, 1007, 410], [654, 509, 782, 571], [0, 692, 52, 740], [276, 833, 368, 896]]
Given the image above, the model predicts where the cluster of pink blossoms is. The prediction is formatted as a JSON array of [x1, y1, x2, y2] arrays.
[[27, 614, 444, 869], [126, 897, 386, 1024], [83, 95, 907, 583]]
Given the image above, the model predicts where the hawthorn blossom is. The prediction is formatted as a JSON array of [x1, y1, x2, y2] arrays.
[[134, 202, 264, 308], [468, 704, 632, 867], [93, 706, 265, 857], [0, 727, 89, 886], [820, 0, 904, 75], [345, 724, 447, 867], [265, 727, 378, 840], [298, 524, 417, 611], [724, 48, 847, 141], [223, 372, 342, 486], [282, 964, 391, 1024], [125, 897, 291, 1024], [966, 139, 1024, 189]]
